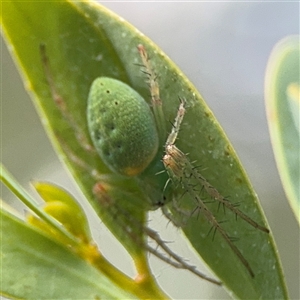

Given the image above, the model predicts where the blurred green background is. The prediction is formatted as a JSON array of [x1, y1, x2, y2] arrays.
[[2, 2, 299, 299]]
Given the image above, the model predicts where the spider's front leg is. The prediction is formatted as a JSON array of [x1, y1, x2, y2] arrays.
[[162, 99, 270, 278]]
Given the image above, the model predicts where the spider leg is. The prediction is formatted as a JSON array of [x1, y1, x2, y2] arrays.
[[163, 101, 269, 277], [190, 167, 269, 233], [164, 143, 256, 277]]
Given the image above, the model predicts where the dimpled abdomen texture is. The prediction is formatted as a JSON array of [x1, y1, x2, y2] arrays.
[[87, 77, 159, 176]]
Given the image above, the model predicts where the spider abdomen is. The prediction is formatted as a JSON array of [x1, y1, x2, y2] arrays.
[[87, 77, 159, 176]]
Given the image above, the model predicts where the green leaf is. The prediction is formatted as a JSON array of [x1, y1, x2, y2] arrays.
[[265, 35, 300, 225], [1, 1, 288, 299], [0, 209, 138, 300]]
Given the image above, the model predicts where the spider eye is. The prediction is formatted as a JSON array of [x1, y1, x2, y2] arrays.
[[87, 77, 159, 176]]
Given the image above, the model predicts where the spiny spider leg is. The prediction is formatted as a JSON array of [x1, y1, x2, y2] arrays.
[[190, 170, 270, 233], [163, 100, 269, 277], [165, 101, 269, 233], [144, 227, 221, 285], [137, 44, 167, 143]]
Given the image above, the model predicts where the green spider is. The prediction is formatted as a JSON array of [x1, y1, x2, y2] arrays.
[[40, 44, 269, 285]]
